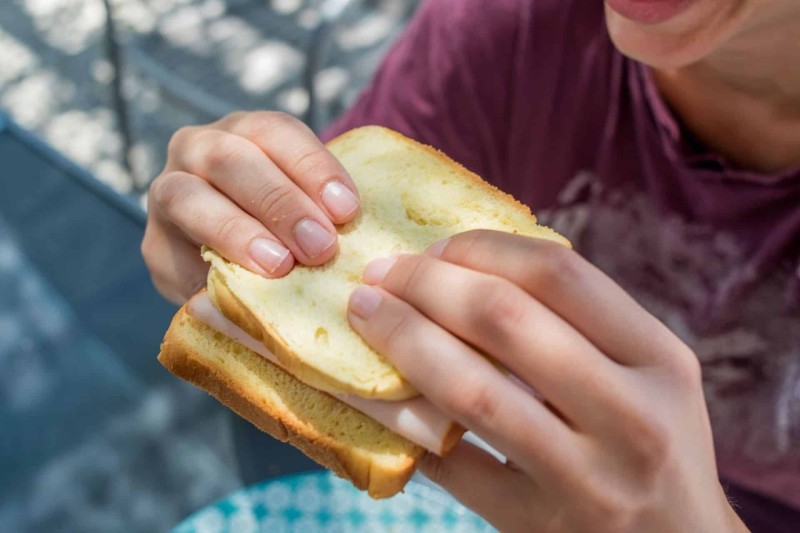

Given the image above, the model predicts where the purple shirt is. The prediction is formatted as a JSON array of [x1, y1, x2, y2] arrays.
[[324, 0, 800, 527]]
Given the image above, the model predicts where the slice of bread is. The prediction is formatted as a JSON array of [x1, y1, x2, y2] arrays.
[[205, 126, 570, 400], [158, 306, 423, 499]]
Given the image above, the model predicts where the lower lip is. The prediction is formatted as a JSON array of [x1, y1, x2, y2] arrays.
[[605, 0, 693, 24]]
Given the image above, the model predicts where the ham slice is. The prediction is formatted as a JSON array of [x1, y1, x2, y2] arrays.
[[187, 293, 462, 455]]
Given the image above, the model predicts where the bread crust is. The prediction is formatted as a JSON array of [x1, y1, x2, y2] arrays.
[[203, 126, 568, 402], [158, 307, 422, 499], [330, 126, 571, 249]]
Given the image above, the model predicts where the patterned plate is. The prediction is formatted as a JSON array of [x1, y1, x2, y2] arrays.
[[172, 471, 495, 532]]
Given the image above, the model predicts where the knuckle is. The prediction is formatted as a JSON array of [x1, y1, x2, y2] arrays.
[[253, 182, 297, 223], [621, 407, 672, 475], [220, 110, 248, 126], [394, 256, 429, 296], [140, 232, 156, 269], [667, 345, 703, 390], [149, 172, 190, 215], [200, 133, 247, 173], [289, 148, 332, 178], [382, 313, 415, 354], [212, 215, 251, 245], [479, 281, 529, 335], [447, 376, 501, 426], [637, 424, 671, 473], [241, 110, 298, 140], [528, 241, 582, 293], [167, 125, 196, 158], [447, 230, 486, 262]]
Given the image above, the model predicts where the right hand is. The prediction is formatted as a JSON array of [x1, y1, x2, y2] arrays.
[[142, 111, 360, 304]]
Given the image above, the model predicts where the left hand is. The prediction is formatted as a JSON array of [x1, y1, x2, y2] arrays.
[[347, 230, 746, 532]]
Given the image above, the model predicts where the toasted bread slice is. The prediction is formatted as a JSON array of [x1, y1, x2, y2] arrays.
[[158, 307, 423, 499], [205, 126, 570, 400]]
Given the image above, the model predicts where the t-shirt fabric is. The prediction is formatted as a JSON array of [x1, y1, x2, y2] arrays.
[[323, 0, 800, 529]]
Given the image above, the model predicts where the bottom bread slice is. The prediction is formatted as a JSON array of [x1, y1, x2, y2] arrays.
[[158, 307, 424, 498]]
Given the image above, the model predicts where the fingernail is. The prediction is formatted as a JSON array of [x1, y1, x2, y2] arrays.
[[294, 218, 336, 259], [321, 181, 359, 219], [349, 285, 383, 319], [362, 256, 398, 284], [249, 238, 291, 274], [426, 239, 450, 258]]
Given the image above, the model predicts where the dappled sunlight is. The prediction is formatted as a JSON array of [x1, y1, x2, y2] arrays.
[[1, 0, 414, 196], [276, 86, 310, 115], [43, 108, 131, 192], [21, 0, 105, 55], [2, 70, 70, 128], [159, 6, 210, 51], [272, 0, 304, 15], [159, 4, 220, 54], [238, 41, 304, 94], [337, 3, 405, 50], [316, 66, 349, 103], [0, 2, 420, 531], [0, 28, 38, 83]]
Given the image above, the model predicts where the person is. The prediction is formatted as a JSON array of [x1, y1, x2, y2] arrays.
[[141, 0, 800, 530]]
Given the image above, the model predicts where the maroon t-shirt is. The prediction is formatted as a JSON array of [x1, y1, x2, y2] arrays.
[[324, 0, 800, 526]]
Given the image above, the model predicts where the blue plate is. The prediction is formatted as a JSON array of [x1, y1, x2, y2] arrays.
[[172, 471, 495, 532]]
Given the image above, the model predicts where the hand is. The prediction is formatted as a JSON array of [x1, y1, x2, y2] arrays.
[[142, 111, 360, 304], [347, 230, 747, 532]]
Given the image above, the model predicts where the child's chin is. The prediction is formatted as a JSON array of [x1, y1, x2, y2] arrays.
[[604, 1, 743, 70], [605, 11, 721, 69]]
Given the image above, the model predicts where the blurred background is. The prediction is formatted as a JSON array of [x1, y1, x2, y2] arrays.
[[0, 1, 418, 531], [0, 0, 417, 200]]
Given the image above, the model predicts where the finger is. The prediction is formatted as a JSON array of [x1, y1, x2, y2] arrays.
[[419, 440, 541, 533], [222, 111, 360, 224], [141, 223, 208, 305], [362, 254, 623, 430], [149, 171, 294, 277], [428, 230, 689, 367], [170, 129, 338, 265], [347, 285, 579, 483]]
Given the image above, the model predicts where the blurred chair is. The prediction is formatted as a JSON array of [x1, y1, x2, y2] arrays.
[[305, 0, 359, 131], [101, 0, 417, 193], [0, 113, 171, 375], [0, 113, 331, 529], [0, 111, 173, 490]]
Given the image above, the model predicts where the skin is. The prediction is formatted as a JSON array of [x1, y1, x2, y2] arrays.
[[143, 0, 800, 529], [143, 111, 361, 304], [348, 231, 745, 531], [606, 0, 800, 172]]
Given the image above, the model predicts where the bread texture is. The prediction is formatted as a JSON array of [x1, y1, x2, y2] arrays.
[[158, 307, 423, 499], [205, 126, 570, 400]]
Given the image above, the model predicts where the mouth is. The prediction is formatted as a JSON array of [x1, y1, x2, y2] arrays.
[[605, 0, 695, 24]]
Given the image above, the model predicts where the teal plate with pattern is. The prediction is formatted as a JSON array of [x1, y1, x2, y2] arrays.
[[172, 471, 495, 532]]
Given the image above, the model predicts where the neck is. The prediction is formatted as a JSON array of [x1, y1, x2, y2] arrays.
[[653, 6, 800, 173], [694, 11, 800, 107]]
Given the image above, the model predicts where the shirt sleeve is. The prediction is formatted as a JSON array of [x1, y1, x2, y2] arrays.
[[321, 0, 523, 186]]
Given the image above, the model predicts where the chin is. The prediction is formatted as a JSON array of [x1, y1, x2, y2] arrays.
[[604, 2, 746, 69]]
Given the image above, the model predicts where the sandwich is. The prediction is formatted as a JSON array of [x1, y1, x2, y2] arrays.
[[157, 126, 569, 498]]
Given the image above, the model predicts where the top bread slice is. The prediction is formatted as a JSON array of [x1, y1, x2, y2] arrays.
[[205, 126, 570, 400]]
